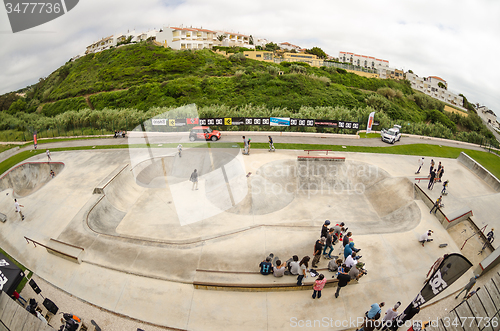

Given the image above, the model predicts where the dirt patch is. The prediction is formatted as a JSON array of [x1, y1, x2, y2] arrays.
[[444, 105, 468, 117]]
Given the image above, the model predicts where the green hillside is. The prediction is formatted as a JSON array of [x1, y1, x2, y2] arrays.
[[0, 41, 497, 147]]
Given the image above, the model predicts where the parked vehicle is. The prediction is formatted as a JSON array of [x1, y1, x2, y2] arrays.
[[189, 126, 221, 141], [381, 125, 402, 144]]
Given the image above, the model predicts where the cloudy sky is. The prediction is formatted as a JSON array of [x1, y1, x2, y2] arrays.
[[1, 0, 499, 117]]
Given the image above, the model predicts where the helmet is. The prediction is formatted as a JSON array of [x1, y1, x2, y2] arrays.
[[324, 220, 331, 225]]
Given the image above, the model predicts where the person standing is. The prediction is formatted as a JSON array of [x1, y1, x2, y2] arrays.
[[429, 159, 435, 174], [46, 149, 51, 162], [380, 302, 401, 331], [297, 256, 310, 286], [437, 162, 442, 175], [438, 166, 445, 182], [323, 228, 335, 259], [428, 170, 436, 190], [312, 237, 325, 268], [247, 138, 252, 155], [242, 136, 249, 155], [177, 144, 182, 158], [430, 195, 442, 214], [268, 136, 275, 152], [312, 274, 326, 299], [415, 157, 424, 174], [190, 169, 199, 190], [321, 220, 331, 238], [14, 199, 24, 221], [335, 267, 351, 298], [455, 275, 479, 299]]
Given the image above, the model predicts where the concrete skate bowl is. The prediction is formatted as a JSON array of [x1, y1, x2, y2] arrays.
[[133, 148, 241, 187], [361, 176, 421, 233], [225, 159, 420, 233], [224, 159, 388, 216], [0, 162, 64, 197]]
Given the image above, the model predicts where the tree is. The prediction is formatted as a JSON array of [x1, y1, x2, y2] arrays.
[[249, 35, 254, 45], [438, 82, 447, 90], [305, 47, 327, 59], [264, 42, 280, 52], [217, 34, 226, 42], [7, 98, 27, 114], [408, 70, 413, 74]]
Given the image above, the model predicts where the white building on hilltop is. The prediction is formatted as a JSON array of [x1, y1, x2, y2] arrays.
[[278, 42, 301, 52], [339, 51, 389, 69], [477, 105, 499, 129], [156, 27, 218, 50], [405, 73, 464, 108], [85, 30, 158, 55]]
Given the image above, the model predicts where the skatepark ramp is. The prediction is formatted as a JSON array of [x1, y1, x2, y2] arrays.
[[0, 162, 64, 197]]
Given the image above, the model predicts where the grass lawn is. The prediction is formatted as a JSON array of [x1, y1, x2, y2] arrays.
[[1, 142, 499, 180], [358, 132, 381, 139]]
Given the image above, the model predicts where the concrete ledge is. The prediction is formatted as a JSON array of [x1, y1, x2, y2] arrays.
[[93, 164, 128, 194], [46, 238, 85, 264], [414, 184, 472, 229], [192, 268, 362, 292], [298, 156, 345, 161], [458, 152, 500, 192]]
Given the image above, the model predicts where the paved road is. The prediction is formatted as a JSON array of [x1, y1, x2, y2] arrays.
[[16, 132, 489, 152]]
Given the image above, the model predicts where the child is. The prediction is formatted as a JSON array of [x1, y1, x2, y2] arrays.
[[312, 274, 326, 299]]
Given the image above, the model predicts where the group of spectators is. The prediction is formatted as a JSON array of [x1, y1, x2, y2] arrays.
[[258, 220, 367, 300]]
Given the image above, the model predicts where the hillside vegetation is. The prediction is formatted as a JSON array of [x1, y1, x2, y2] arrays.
[[0, 41, 497, 147]]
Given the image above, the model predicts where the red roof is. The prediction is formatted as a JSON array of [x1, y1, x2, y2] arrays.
[[429, 76, 446, 82]]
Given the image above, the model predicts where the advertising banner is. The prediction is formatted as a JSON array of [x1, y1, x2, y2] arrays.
[[186, 118, 199, 125], [366, 111, 375, 133], [314, 120, 337, 128], [0, 253, 25, 296], [270, 117, 290, 127], [152, 119, 167, 126]]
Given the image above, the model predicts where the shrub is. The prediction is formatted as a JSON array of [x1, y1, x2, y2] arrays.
[[377, 87, 397, 100]]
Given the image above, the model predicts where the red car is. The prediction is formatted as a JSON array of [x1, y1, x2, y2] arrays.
[[189, 126, 221, 141]]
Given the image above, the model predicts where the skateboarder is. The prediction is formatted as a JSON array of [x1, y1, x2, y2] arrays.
[[177, 144, 182, 158], [430, 196, 442, 214], [441, 180, 449, 195], [46, 149, 51, 162], [268, 136, 275, 152], [14, 199, 24, 221], [415, 157, 424, 174], [419, 230, 433, 247], [242, 136, 249, 155]]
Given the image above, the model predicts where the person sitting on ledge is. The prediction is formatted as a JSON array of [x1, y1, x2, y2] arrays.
[[259, 257, 273, 275]]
